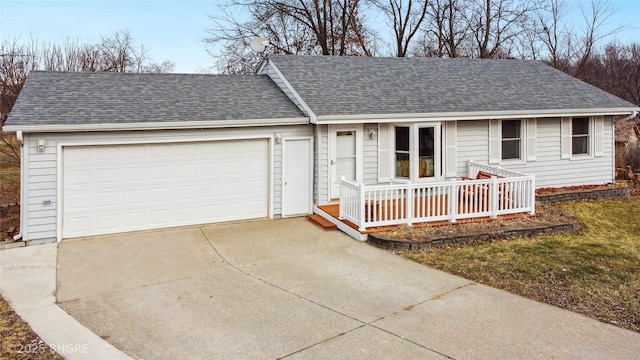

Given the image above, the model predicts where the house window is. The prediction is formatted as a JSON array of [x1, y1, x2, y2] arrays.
[[418, 127, 435, 178], [394, 124, 440, 180], [501, 120, 522, 160], [395, 127, 410, 177], [572, 117, 590, 155]]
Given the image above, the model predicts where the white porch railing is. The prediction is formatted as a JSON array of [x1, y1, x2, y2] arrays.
[[339, 161, 535, 231]]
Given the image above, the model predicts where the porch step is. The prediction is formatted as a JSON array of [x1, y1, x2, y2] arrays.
[[307, 214, 337, 230]]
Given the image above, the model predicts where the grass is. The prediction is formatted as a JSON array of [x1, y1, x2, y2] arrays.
[[399, 197, 640, 332], [0, 294, 64, 360]]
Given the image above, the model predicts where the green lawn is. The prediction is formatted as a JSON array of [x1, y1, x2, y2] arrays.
[[400, 197, 640, 332]]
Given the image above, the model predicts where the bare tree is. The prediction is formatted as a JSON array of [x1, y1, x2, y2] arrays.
[[99, 29, 138, 72], [205, 0, 374, 73], [464, 0, 542, 59], [414, 0, 540, 59], [536, 0, 626, 77], [0, 31, 175, 163], [370, 0, 428, 57], [205, 1, 318, 73]]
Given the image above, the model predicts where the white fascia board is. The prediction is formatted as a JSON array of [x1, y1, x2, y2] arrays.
[[265, 60, 318, 124], [316, 108, 640, 124], [256, 58, 268, 74], [2, 117, 310, 133]]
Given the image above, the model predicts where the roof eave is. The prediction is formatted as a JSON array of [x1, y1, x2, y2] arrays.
[[2, 117, 310, 133], [314, 108, 640, 124]]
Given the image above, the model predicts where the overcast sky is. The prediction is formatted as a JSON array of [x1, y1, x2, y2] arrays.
[[1, 0, 639, 73]]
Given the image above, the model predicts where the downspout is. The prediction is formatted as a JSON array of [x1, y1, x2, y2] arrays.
[[615, 110, 637, 123], [13, 131, 24, 241]]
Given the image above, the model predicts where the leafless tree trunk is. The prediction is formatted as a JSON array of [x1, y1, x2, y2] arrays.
[[205, 0, 373, 73], [536, 0, 626, 78], [465, 0, 541, 59], [370, 0, 428, 57], [1, 32, 175, 163]]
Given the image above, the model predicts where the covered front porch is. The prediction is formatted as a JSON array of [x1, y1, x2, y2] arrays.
[[315, 161, 536, 240]]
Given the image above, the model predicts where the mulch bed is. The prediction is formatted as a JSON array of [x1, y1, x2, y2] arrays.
[[369, 181, 638, 250], [368, 203, 580, 250]]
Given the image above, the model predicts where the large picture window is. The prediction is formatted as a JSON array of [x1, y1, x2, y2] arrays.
[[572, 117, 590, 155], [501, 120, 522, 160]]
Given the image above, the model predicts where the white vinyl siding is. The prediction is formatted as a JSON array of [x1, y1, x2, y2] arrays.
[[455, 120, 489, 175], [20, 125, 312, 243], [363, 123, 378, 185], [457, 117, 614, 188], [317, 124, 330, 203], [377, 123, 390, 182]]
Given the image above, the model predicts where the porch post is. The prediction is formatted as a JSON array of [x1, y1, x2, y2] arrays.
[[358, 181, 366, 232], [490, 176, 499, 218], [449, 178, 458, 223], [406, 181, 413, 226], [529, 175, 536, 215]]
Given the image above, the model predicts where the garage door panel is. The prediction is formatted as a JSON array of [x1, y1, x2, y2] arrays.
[[63, 139, 269, 238]]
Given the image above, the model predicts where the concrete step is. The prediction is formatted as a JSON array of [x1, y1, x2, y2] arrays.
[[307, 214, 337, 230]]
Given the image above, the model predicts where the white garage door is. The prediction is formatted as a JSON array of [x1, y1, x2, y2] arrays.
[[62, 139, 269, 238]]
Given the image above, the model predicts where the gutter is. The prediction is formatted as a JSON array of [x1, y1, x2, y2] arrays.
[[316, 108, 640, 124], [614, 110, 638, 123], [2, 117, 310, 133]]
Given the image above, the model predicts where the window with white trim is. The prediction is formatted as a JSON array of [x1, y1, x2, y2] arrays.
[[571, 117, 590, 155], [489, 118, 535, 164], [561, 116, 603, 160], [501, 119, 522, 160], [395, 126, 410, 177], [393, 124, 441, 181]]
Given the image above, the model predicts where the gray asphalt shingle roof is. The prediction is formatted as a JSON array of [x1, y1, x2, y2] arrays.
[[5, 71, 306, 126], [267, 55, 639, 117]]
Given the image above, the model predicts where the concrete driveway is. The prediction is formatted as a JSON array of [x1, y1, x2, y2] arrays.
[[45, 218, 640, 358]]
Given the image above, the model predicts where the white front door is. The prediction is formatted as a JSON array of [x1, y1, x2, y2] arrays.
[[329, 125, 362, 200], [282, 137, 312, 216]]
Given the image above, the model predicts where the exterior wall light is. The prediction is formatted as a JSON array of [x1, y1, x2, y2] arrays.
[[369, 129, 377, 139], [275, 134, 283, 144], [37, 139, 46, 152]]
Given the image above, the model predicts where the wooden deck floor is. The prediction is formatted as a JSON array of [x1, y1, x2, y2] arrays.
[[318, 202, 521, 234]]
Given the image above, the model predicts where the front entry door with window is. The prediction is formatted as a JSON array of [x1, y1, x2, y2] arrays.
[[330, 125, 362, 200]]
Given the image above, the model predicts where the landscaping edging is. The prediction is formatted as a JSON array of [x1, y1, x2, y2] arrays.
[[368, 213, 580, 250], [536, 186, 629, 203]]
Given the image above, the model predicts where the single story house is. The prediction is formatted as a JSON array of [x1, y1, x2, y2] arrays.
[[5, 55, 639, 243]]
